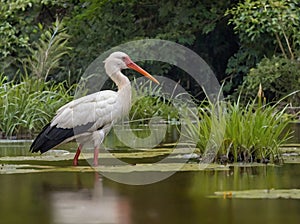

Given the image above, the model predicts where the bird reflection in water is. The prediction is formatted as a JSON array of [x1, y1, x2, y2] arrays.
[[50, 173, 131, 224]]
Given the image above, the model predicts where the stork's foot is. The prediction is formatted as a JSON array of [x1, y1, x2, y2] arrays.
[[73, 159, 79, 166]]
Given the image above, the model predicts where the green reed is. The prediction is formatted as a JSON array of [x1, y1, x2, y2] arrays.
[[0, 75, 74, 138], [184, 96, 293, 164]]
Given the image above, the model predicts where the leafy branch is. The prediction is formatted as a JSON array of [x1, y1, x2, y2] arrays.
[[226, 0, 300, 60], [23, 18, 71, 81]]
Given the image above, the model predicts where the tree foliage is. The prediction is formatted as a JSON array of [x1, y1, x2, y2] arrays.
[[225, 0, 300, 103], [66, 0, 234, 77], [22, 19, 71, 81], [1, 0, 238, 95], [0, 0, 67, 56], [239, 56, 300, 105], [226, 0, 300, 59], [0, 0, 299, 105]]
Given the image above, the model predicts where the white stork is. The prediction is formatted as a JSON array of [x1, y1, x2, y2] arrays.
[[30, 51, 159, 166]]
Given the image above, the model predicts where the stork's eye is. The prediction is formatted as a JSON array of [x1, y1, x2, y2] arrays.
[[122, 56, 126, 61]]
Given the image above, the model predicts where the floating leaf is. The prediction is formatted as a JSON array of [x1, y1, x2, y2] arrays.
[[0, 162, 230, 175], [212, 189, 300, 199]]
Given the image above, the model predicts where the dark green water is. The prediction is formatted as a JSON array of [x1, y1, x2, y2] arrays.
[[1, 164, 300, 224]]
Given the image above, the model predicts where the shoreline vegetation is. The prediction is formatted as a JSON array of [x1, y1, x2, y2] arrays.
[[1, 1, 299, 165], [1, 75, 299, 164]]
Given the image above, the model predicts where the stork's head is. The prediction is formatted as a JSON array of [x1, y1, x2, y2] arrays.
[[104, 51, 159, 84]]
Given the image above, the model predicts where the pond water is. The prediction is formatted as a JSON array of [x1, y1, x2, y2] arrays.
[[1, 142, 300, 224], [1, 165, 300, 224], [288, 122, 300, 144]]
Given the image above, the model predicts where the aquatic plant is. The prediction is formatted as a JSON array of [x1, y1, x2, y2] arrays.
[[184, 95, 294, 164], [0, 75, 74, 138], [129, 79, 192, 124], [0, 19, 75, 139]]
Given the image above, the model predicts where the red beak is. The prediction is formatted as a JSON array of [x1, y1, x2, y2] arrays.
[[125, 57, 160, 84]]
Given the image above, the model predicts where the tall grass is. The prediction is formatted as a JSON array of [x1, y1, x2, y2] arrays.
[[0, 75, 74, 138], [0, 19, 74, 139], [184, 96, 293, 164]]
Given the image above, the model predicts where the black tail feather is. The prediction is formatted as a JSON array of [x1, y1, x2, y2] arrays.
[[30, 123, 75, 153], [30, 122, 95, 154]]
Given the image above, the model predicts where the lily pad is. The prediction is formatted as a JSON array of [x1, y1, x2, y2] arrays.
[[1, 145, 299, 175], [0, 164, 56, 174], [283, 156, 300, 163], [212, 189, 300, 199], [94, 163, 230, 173], [0, 153, 75, 162], [280, 147, 300, 163], [0, 147, 200, 162], [0, 162, 230, 174], [280, 146, 300, 154]]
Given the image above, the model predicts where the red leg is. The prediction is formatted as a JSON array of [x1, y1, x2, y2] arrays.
[[73, 144, 83, 166], [93, 147, 99, 166]]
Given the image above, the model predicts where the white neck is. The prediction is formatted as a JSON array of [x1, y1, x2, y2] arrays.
[[111, 71, 132, 116], [110, 71, 130, 90]]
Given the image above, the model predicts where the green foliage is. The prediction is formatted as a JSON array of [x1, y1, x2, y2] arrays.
[[0, 0, 63, 57], [0, 0, 72, 80], [0, 75, 75, 138], [129, 80, 187, 124], [224, 47, 263, 94], [22, 19, 71, 81], [185, 97, 293, 164], [239, 56, 300, 105], [0, 1, 73, 139], [130, 96, 177, 123], [224, 0, 300, 95], [0, 0, 33, 57], [6, 0, 299, 102], [67, 0, 232, 77], [0, 16, 74, 138], [1, 0, 235, 91], [226, 0, 300, 59]]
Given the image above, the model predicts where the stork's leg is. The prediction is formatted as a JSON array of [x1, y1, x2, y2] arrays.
[[93, 146, 99, 166], [73, 144, 83, 166]]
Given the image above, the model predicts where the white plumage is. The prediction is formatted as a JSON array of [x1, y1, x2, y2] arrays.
[[30, 51, 159, 166], [52, 91, 119, 129]]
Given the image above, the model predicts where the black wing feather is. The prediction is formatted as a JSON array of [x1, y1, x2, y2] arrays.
[[30, 122, 94, 154]]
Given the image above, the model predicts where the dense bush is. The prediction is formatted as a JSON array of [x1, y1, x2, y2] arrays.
[[129, 80, 189, 123], [225, 0, 300, 97], [1, 0, 237, 88], [0, 19, 74, 139], [1, 0, 299, 102], [239, 56, 300, 105], [226, 0, 300, 58], [65, 0, 237, 89], [0, 0, 70, 76]]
